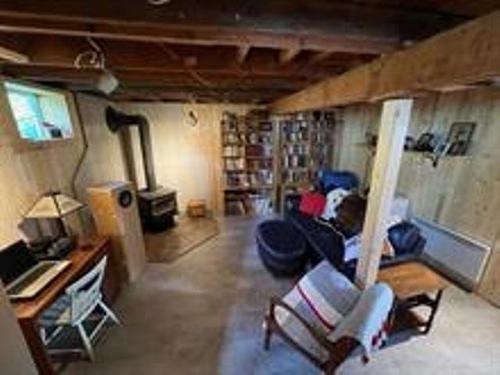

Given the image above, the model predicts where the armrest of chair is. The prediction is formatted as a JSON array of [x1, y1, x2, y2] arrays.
[[267, 296, 359, 373], [268, 296, 334, 351]]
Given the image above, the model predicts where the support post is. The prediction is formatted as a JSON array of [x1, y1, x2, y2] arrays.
[[355, 99, 413, 288]]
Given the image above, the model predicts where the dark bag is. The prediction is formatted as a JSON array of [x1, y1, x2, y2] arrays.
[[334, 194, 367, 237], [388, 221, 425, 256]]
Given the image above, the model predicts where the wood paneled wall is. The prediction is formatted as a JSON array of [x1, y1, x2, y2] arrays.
[[334, 103, 380, 187], [117, 102, 255, 213], [335, 88, 500, 305]]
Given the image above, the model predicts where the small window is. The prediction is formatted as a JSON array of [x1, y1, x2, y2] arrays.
[[4, 82, 73, 143]]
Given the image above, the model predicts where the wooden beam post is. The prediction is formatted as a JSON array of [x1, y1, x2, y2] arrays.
[[355, 99, 413, 288]]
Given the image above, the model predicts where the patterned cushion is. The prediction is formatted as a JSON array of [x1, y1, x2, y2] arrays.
[[275, 261, 360, 360]]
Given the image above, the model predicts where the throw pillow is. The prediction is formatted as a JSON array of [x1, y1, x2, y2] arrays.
[[299, 191, 326, 217], [320, 188, 349, 220]]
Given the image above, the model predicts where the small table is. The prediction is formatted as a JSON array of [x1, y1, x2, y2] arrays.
[[378, 261, 449, 334]]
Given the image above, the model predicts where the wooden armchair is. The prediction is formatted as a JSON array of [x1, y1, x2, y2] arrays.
[[264, 296, 358, 375]]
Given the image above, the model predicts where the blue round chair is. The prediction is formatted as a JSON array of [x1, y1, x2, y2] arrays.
[[256, 220, 308, 277]]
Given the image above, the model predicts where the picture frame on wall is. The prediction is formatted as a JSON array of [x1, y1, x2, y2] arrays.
[[445, 122, 476, 156]]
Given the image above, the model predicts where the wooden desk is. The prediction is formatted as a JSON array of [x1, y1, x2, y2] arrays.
[[12, 237, 115, 375], [378, 261, 449, 333]]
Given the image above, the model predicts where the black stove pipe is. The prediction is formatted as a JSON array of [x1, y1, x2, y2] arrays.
[[105, 106, 157, 192]]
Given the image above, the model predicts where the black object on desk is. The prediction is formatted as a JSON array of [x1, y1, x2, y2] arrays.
[[29, 236, 75, 260], [0, 241, 38, 286], [0, 240, 71, 300]]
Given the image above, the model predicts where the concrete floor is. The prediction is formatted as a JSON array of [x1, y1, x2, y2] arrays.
[[66, 217, 500, 375]]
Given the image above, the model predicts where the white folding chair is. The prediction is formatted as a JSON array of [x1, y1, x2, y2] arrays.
[[39, 256, 120, 361]]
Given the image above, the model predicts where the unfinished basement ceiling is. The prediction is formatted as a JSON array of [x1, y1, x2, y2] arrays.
[[0, 0, 498, 103]]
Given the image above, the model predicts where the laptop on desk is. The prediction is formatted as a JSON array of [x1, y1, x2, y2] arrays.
[[0, 241, 71, 300]]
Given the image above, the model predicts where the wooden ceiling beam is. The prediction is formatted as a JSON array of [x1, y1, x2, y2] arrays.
[[279, 48, 301, 65], [236, 45, 250, 64], [0, 16, 398, 55], [308, 51, 334, 65], [1, 64, 318, 88], [115, 86, 292, 96], [0, 45, 28, 63], [270, 10, 500, 113], [2, 60, 330, 80], [3, 36, 345, 80], [75, 82, 294, 103], [0, 0, 468, 43], [111, 88, 289, 104]]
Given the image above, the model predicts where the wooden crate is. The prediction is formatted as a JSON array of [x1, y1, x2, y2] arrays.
[[187, 199, 207, 218]]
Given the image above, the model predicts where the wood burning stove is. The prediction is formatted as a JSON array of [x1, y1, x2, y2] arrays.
[[105, 106, 177, 232]]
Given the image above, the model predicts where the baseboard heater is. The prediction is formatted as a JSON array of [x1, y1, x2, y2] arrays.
[[413, 217, 491, 291]]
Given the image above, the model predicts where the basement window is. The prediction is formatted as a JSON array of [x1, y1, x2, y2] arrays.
[[4, 81, 73, 143]]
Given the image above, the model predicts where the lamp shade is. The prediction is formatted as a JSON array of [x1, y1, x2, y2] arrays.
[[25, 192, 84, 219]]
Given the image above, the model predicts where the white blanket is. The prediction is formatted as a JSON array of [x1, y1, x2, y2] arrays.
[[328, 283, 394, 359]]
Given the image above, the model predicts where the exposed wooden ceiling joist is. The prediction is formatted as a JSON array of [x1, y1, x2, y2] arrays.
[[279, 48, 301, 65], [308, 51, 334, 65], [0, 45, 28, 63], [270, 10, 500, 113], [0, 0, 470, 42], [0, 36, 352, 79], [94, 84, 293, 104], [0, 0, 494, 103], [236, 45, 250, 64], [353, 0, 499, 18], [0, 0, 486, 58], [0, 16, 399, 55], [2, 65, 317, 89]]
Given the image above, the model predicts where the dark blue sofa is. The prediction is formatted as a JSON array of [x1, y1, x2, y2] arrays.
[[284, 196, 426, 281]]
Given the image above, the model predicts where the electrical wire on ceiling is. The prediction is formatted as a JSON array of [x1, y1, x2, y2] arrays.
[[74, 37, 106, 69]]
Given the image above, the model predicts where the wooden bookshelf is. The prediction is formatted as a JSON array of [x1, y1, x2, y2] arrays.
[[274, 111, 336, 211], [221, 110, 276, 216]]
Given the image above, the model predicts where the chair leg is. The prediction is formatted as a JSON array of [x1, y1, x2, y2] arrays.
[[77, 323, 95, 361], [263, 316, 272, 351], [98, 300, 120, 325], [324, 362, 339, 375], [40, 327, 47, 345], [40, 325, 64, 345]]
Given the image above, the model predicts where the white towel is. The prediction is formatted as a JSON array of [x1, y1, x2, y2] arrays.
[[328, 283, 394, 360]]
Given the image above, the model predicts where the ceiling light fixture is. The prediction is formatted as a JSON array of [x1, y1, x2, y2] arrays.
[[96, 71, 119, 95], [74, 38, 119, 95]]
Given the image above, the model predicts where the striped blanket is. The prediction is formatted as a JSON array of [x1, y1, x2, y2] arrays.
[[274, 260, 393, 363]]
